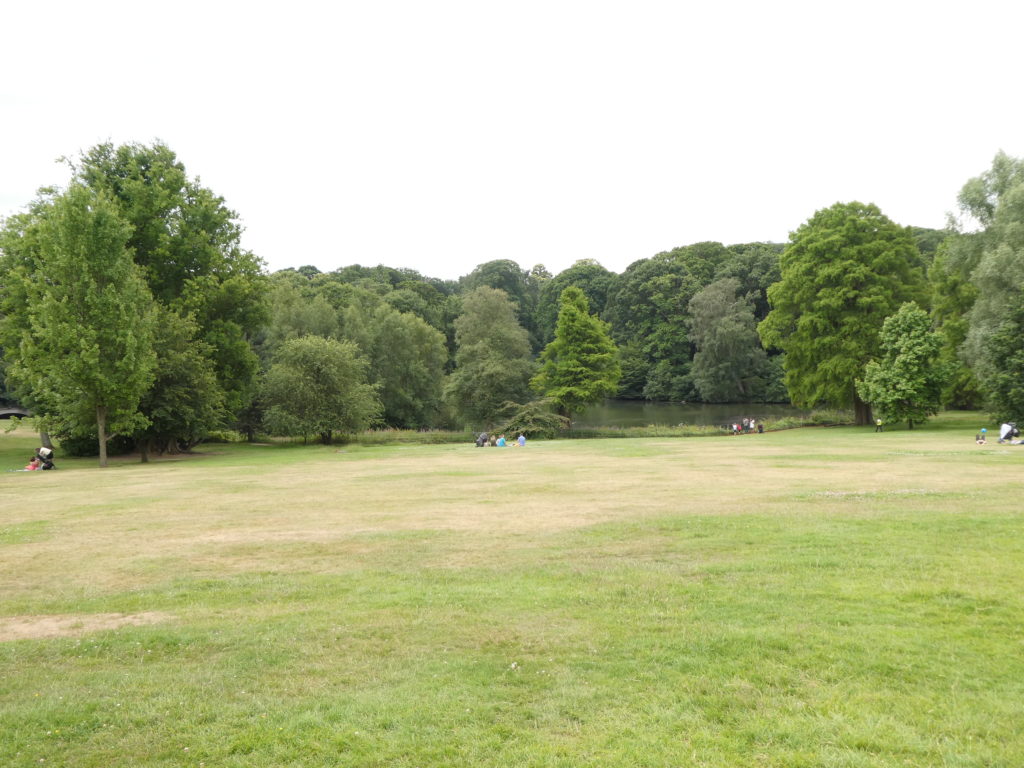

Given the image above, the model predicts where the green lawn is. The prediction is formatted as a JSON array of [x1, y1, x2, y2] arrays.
[[1, 413, 1021, 767]]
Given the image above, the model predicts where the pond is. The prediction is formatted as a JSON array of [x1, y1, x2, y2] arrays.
[[574, 400, 810, 428]]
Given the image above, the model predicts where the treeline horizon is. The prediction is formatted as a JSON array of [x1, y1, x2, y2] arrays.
[[1, 141, 1021, 460]]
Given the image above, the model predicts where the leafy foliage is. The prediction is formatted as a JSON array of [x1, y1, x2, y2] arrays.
[[688, 278, 769, 403], [460, 259, 542, 350], [759, 202, 928, 422], [341, 302, 447, 429], [445, 287, 536, 427], [928, 236, 982, 408], [2, 184, 157, 465], [262, 336, 381, 444], [856, 302, 948, 428], [532, 287, 620, 418], [535, 259, 618, 345], [605, 242, 729, 400], [957, 153, 1024, 391], [136, 308, 224, 457], [494, 399, 570, 439], [71, 141, 268, 430], [979, 296, 1024, 424]]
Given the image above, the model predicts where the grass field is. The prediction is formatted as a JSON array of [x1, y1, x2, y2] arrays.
[[1, 413, 1022, 767]]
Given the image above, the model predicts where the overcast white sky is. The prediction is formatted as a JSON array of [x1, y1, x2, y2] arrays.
[[3, 1, 1022, 280]]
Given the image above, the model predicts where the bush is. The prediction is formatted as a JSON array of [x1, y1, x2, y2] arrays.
[[57, 433, 136, 457], [495, 399, 570, 439], [203, 430, 247, 444]]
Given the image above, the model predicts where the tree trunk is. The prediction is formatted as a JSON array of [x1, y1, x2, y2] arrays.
[[140, 437, 150, 463], [39, 431, 54, 450], [853, 392, 872, 426], [97, 405, 108, 468]]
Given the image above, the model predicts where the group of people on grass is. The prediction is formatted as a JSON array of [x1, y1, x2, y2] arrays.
[[729, 418, 762, 435], [475, 432, 526, 448], [16, 446, 55, 471]]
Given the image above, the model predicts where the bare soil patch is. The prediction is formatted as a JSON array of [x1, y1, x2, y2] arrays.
[[0, 611, 172, 641]]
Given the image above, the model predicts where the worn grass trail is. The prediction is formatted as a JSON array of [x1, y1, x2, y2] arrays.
[[1, 415, 1022, 766]]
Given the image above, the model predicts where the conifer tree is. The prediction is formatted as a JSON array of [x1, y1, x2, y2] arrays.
[[532, 287, 620, 420]]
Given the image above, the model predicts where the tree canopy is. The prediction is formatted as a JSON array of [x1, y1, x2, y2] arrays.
[[688, 278, 770, 403], [856, 302, 947, 429], [445, 286, 536, 427], [1, 184, 157, 465], [262, 336, 380, 444], [11, 142, 1024, 446], [759, 202, 929, 423]]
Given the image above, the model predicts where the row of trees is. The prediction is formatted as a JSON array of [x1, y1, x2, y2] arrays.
[[2, 142, 1024, 460], [0, 143, 265, 464]]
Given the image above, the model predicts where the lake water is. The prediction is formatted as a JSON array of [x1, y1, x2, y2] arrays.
[[574, 400, 809, 428]]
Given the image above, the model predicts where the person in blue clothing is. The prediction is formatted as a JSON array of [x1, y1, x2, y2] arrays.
[[496, 434, 507, 447], [517, 434, 526, 447]]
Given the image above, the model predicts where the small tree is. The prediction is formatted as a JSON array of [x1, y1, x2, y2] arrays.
[[532, 287, 620, 420], [4, 184, 157, 466], [856, 302, 948, 429], [261, 336, 380, 444], [495, 399, 570, 439]]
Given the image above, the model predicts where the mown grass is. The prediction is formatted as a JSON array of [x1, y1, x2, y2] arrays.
[[1, 412, 1021, 767]]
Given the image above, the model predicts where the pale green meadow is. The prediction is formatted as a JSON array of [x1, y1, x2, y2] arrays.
[[1, 413, 1022, 767]]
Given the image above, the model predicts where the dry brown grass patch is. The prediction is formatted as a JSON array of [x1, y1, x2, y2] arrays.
[[0, 611, 173, 641]]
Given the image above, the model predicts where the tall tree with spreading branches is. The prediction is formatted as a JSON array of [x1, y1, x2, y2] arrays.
[[759, 202, 928, 424], [2, 184, 157, 465]]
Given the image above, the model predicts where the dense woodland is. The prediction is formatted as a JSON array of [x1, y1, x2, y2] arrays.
[[2, 142, 1023, 461]]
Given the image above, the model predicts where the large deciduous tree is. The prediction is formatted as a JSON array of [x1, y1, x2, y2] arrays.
[[687, 278, 769, 403], [71, 141, 268, 440], [981, 297, 1024, 424], [928, 236, 982, 409], [261, 336, 380, 444], [445, 286, 536, 427], [341, 301, 447, 429], [758, 202, 928, 424], [856, 302, 948, 429], [956, 152, 1024, 391], [2, 184, 157, 466], [460, 259, 542, 350], [532, 287, 620, 420]]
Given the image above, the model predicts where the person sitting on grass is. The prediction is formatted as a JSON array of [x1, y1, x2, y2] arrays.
[[976, 428, 987, 445], [23, 457, 41, 471], [517, 434, 526, 447]]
